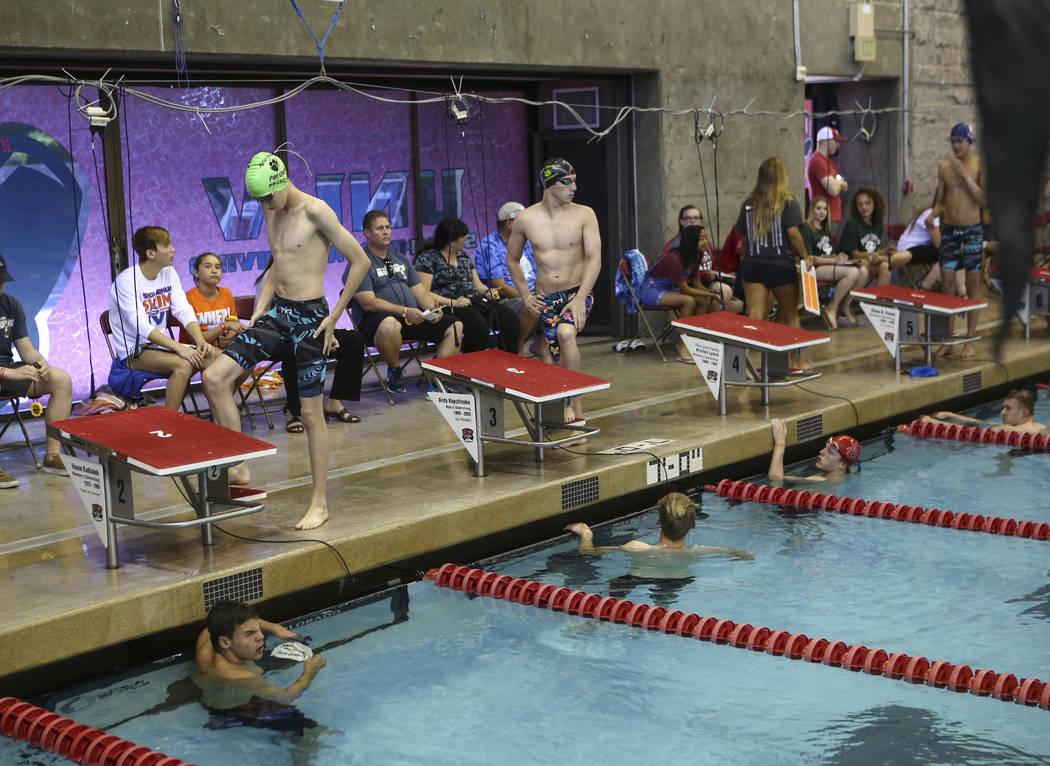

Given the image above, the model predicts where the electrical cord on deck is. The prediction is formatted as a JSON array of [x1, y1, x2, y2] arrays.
[[793, 384, 861, 427], [168, 477, 353, 579]]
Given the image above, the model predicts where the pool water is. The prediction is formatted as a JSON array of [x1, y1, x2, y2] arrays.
[[3, 399, 1050, 765]]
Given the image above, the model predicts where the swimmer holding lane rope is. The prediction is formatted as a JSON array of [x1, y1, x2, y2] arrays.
[[905, 388, 1046, 435], [202, 152, 371, 530], [768, 418, 861, 481]]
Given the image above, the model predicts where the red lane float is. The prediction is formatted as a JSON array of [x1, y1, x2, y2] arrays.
[[900, 420, 1050, 450], [425, 564, 1050, 712], [703, 480, 1050, 541], [0, 697, 194, 765]]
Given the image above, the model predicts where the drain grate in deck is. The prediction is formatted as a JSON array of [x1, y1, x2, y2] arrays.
[[962, 371, 982, 394], [203, 567, 263, 610], [796, 414, 824, 442], [561, 476, 599, 510]]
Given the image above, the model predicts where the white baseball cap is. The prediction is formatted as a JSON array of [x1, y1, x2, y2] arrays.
[[816, 126, 845, 143], [497, 202, 525, 222]]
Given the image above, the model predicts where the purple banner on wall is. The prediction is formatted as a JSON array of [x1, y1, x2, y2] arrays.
[[0, 84, 528, 403]]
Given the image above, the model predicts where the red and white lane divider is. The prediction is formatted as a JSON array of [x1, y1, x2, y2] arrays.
[[899, 420, 1050, 449], [0, 697, 193, 766], [426, 563, 1050, 710], [704, 479, 1050, 541]]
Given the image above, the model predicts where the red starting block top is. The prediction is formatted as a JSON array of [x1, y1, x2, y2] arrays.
[[990, 266, 1050, 283], [422, 349, 610, 403], [672, 311, 830, 352], [47, 406, 277, 476], [851, 285, 987, 314]]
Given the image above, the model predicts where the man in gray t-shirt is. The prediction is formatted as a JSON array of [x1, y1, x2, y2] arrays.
[[348, 211, 462, 393]]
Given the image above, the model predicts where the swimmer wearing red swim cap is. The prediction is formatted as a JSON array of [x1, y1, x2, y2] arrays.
[[768, 418, 861, 481]]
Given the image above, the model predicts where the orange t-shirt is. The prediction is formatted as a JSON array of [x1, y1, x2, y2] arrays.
[[179, 286, 236, 343]]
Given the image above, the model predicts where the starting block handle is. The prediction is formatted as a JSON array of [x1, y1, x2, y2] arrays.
[[111, 503, 264, 530]]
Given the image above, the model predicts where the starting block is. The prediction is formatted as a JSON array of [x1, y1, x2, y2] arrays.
[[672, 311, 829, 415], [851, 285, 987, 372], [47, 406, 276, 569], [421, 349, 610, 476], [990, 266, 1050, 340]]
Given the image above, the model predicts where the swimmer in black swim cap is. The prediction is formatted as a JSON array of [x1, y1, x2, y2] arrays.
[[541, 158, 575, 188]]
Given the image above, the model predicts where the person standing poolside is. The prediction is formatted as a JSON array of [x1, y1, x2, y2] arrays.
[[806, 126, 849, 234], [768, 418, 861, 481], [914, 389, 1045, 434], [202, 152, 370, 530], [930, 123, 987, 358], [506, 158, 601, 425]]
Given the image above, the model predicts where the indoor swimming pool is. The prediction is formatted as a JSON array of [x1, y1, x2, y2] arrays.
[[2, 398, 1049, 765]]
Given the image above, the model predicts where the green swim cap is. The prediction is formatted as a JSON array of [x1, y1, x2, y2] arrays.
[[245, 152, 289, 198]]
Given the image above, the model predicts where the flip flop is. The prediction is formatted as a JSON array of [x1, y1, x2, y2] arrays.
[[285, 416, 304, 433], [325, 408, 361, 424], [676, 356, 694, 364]]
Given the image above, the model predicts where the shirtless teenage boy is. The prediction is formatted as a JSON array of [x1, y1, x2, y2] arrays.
[[931, 123, 987, 358], [506, 158, 601, 424], [915, 389, 1046, 434], [202, 152, 370, 530]]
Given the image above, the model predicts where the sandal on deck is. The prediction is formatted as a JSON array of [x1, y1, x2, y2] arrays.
[[285, 415, 304, 433], [324, 408, 361, 424]]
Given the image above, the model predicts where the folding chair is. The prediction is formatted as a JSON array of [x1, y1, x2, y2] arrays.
[[350, 309, 436, 405], [614, 250, 675, 362], [0, 394, 41, 469]]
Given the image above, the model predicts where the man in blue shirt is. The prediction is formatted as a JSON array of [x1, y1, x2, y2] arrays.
[[0, 254, 73, 485], [475, 201, 540, 355], [349, 211, 463, 393]]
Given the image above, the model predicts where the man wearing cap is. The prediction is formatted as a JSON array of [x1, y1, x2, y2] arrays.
[[806, 126, 849, 233], [0, 255, 73, 484], [768, 418, 860, 481], [931, 122, 987, 358], [506, 158, 602, 426], [475, 202, 539, 354], [202, 152, 371, 531]]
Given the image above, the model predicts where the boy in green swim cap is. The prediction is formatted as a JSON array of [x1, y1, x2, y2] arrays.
[[203, 151, 371, 530]]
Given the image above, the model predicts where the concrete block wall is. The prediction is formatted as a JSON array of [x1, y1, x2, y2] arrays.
[[1, 0, 976, 246]]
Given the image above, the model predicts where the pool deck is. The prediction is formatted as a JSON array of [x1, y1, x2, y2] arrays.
[[2, 300, 1048, 697]]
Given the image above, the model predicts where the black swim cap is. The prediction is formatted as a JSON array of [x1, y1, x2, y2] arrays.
[[540, 158, 575, 188]]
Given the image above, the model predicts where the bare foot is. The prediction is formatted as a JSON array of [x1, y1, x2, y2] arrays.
[[228, 463, 250, 486], [295, 506, 329, 530], [960, 343, 976, 359], [933, 345, 953, 358]]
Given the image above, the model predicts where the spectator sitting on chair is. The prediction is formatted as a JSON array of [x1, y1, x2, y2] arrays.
[[639, 225, 725, 362], [0, 254, 73, 484], [800, 197, 868, 328], [474, 202, 541, 356], [839, 188, 911, 286], [183, 253, 255, 393], [663, 206, 742, 314], [350, 210, 463, 394], [895, 204, 962, 295], [108, 226, 214, 409], [768, 417, 861, 481], [415, 217, 520, 354]]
